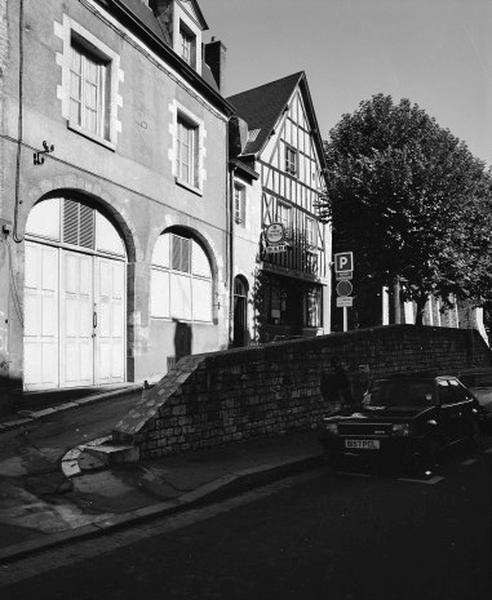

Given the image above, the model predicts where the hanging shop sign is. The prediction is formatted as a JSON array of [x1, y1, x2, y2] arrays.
[[265, 223, 285, 245], [265, 243, 289, 254]]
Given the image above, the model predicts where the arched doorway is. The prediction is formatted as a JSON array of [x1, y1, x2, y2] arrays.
[[149, 229, 214, 373], [23, 196, 127, 390], [233, 275, 248, 347]]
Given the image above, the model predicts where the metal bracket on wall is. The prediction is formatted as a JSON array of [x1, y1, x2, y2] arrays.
[[33, 140, 55, 166]]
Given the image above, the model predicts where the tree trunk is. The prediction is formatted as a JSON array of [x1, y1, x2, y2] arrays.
[[415, 296, 426, 326], [393, 277, 401, 324]]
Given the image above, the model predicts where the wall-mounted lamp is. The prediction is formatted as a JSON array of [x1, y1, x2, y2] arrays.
[[33, 140, 55, 166]]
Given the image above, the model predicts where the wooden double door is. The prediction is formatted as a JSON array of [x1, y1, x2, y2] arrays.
[[24, 241, 126, 390]]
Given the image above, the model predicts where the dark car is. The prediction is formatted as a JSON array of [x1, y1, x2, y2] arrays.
[[319, 374, 482, 474], [456, 368, 492, 432]]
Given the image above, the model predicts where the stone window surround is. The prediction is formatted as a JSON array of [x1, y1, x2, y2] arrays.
[[168, 100, 207, 195], [54, 14, 124, 150]]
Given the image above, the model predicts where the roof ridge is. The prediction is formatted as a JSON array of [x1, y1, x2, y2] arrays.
[[227, 71, 304, 102]]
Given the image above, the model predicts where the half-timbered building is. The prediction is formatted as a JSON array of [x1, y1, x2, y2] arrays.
[[228, 72, 331, 343]]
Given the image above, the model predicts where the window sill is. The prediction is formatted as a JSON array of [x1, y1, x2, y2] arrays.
[[150, 315, 214, 324], [67, 120, 116, 152], [175, 177, 202, 197]]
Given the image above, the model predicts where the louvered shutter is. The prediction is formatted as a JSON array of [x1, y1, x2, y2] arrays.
[[62, 199, 95, 249], [171, 235, 190, 273]]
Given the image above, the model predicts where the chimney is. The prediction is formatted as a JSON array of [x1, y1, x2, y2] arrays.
[[204, 38, 227, 94]]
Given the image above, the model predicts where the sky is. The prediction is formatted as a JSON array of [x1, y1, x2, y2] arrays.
[[202, 0, 492, 166]]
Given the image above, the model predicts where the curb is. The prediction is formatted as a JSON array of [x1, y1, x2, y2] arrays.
[[0, 452, 323, 564], [0, 385, 143, 434]]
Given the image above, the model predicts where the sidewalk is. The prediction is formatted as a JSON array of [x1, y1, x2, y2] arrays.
[[0, 388, 323, 564]]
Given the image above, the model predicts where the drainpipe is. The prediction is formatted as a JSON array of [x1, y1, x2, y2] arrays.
[[13, 0, 24, 243], [226, 118, 235, 347]]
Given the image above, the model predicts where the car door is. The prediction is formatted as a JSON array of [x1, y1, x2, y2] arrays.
[[448, 377, 477, 439], [436, 378, 462, 444]]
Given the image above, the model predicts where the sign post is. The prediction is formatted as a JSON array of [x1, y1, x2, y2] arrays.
[[334, 251, 354, 333]]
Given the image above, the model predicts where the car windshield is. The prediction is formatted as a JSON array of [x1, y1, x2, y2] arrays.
[[363, 380, 435, 409], [460, 373, 492, 388]]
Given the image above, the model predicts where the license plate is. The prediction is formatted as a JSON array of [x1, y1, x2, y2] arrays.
[[344, 439, 380, 450]]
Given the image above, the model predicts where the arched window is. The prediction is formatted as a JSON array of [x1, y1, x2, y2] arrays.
[[26, 197, 126, 257], [151, 232, 212, 322]]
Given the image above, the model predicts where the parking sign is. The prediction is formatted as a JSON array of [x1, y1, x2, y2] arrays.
[[334, 251, 353, 274]]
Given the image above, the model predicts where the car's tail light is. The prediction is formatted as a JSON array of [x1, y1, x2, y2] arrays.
[[392, 423, 410, 437]]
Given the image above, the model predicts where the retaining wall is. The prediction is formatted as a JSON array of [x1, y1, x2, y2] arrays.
[[113, 325, 492, 458]]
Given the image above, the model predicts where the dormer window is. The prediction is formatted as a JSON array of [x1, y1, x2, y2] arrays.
[[179, 21, 196, 68], [171, 1, 205, 74]]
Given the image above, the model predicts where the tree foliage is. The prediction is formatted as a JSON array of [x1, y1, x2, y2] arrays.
[[321, 94, 492, 323]]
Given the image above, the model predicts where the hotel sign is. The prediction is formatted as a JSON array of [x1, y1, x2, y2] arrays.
[[265, 223, 285, 245], [264, 223, 288, 254]]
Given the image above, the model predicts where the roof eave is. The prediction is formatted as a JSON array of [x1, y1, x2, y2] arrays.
[[101, 0, 233, 115], [297, 74, 328, 178], [230, 158, 260, 180]]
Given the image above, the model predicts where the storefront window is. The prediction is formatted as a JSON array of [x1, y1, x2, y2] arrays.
[[265, 283, 288, 325], [304, 288, 322, 328]]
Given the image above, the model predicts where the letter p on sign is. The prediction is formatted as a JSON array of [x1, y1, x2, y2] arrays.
[[334, 251, 353, 273]]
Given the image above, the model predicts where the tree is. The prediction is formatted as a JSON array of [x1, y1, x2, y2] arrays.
[[321, 94, 492, 325]]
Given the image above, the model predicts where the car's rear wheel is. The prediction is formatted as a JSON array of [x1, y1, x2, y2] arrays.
[[464, 418, 481, 452]]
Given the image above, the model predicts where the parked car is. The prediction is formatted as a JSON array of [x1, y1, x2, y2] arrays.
[[319, 373, 482, 474], [456, 368, 492, 432]]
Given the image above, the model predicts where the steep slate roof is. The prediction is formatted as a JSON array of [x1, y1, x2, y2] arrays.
[[227, 72, 327, 172], [228, 72, 303, 156], [96, 0, 226, 102]]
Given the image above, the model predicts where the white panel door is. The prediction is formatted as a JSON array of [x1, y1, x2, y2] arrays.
[[95, 257, 125, 384], [60, 250, 94, 387], [23, 242, 59, 390]]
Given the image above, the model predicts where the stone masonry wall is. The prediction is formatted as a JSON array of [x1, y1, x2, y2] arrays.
[[113, 325, 492, 459]]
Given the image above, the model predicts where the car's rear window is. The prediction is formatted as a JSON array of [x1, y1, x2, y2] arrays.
[[364, 380, 434, 408]]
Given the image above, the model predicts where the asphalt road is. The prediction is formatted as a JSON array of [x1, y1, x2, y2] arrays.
[[2, 442, 492, 600]]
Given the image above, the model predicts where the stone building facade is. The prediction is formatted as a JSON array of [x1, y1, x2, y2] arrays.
[[0, 0, 234, 399]]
